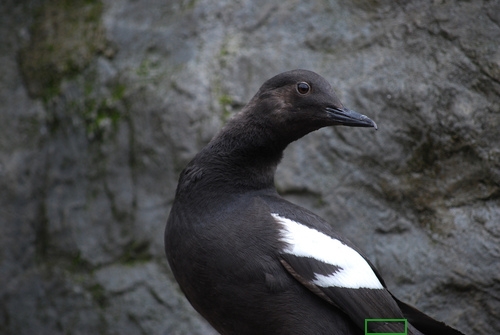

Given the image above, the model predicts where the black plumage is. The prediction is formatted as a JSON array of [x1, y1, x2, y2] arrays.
[[164, 69, 465, 335]]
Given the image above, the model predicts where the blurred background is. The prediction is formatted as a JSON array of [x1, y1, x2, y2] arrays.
[[1, 0, 499, 334]]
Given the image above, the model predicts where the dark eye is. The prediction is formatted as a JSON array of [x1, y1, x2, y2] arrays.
[[296, 82, 310, 95]]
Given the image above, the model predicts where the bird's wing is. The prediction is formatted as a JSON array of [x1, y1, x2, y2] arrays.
[[271, 212, 412, 333], [271, 212, 466, 335]]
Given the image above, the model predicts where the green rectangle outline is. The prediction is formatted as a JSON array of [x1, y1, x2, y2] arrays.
[[364, 318, 408, 335]]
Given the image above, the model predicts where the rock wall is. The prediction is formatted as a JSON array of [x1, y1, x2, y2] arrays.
[[1, 0, 499, 334]]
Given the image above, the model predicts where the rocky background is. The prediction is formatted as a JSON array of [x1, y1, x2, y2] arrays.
[[1, 0, 499, 334]]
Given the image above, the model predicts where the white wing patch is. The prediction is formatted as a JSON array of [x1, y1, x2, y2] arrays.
[[271, 213, 383, 290]]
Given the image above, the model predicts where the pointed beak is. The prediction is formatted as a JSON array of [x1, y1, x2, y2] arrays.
[[325, 107, 378, 130]]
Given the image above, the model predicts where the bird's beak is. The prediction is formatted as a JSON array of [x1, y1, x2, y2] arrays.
[[325, 107, 378, 130]]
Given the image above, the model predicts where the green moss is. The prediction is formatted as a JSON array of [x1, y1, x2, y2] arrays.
[[119, 240, 152, 265], [218, 34, 239, 68], [88, 283, 107, 308], [219, 45, 230, 58], [18, 0, 106, 102], [136, 58, 161, 77], [82, 103, 121, 141], [218, 94, 234, 121], [111, 84, 126, 101], [315, 194, 327, 207], [182, 0, 198, 10], [218, 94, 233, 105], [136, 59, 151, 77], [69, 251, 93, 273], [77, 80, 127, 141]]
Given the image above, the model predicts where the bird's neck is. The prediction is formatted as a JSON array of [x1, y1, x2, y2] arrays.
[[188, 117, 288, 192]]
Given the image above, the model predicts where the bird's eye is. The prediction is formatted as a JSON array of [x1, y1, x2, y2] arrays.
[[296, 82, 310, 95]]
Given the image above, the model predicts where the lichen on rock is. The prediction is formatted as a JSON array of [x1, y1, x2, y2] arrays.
[[18, 0, 108, 101]]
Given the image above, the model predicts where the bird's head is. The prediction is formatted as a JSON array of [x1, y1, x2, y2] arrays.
[[241, 69, 377, 140]]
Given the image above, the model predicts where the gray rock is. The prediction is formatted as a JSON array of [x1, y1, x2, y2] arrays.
[[1, 0, 498, 334]]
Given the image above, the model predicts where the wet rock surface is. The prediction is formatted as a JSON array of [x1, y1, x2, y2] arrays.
[[1, 0, 499, 334]]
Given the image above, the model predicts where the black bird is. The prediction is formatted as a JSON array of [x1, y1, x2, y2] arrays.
[[165, 69, 465, 335]]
